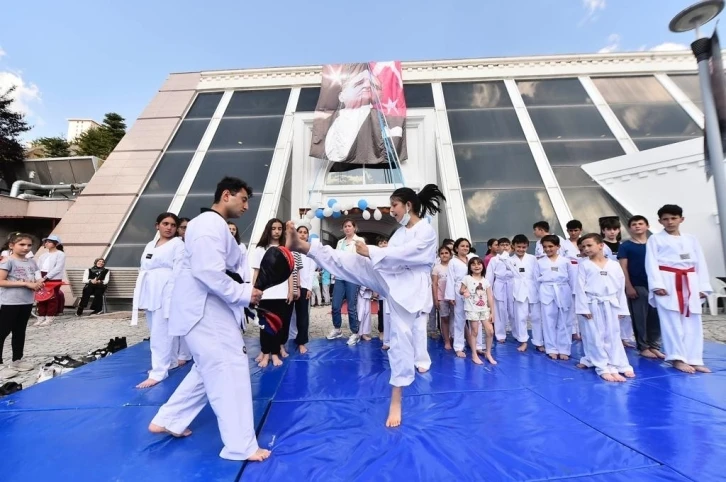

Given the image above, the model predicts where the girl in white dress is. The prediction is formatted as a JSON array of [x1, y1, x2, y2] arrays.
[[445, 238, 472, 358], [132, 212, 186, 389], [460, 257, 496, 365], [285, 184, 445, 428]]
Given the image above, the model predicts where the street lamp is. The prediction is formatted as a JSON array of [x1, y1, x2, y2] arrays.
[[670, 0, 726, 270]]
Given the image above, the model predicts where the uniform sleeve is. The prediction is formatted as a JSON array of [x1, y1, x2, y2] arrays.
[[693, 236, 713, 294], [645, 236, 665, 292], [567, 259, 577, 293], [613, 263, 630, 316], [484, 259, 496, 286], [575, 264, 590, 315], [46, 252, 66, 280], [188, 232, 252, 308], [367, 225, 437, 269], [164, 240, 186, 318]]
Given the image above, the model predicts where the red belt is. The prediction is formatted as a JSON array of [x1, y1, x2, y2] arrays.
[[659, 266, 695, 317]]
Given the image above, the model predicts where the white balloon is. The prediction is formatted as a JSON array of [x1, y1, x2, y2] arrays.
[[344, 210, 349, 215], [332, 202, 341, 212], [367, 200, 378, 210], [323, 207, 333, 217], [362, 210, 371, 220], [306, 210, 316, 219], [373, 209, 382, 221]]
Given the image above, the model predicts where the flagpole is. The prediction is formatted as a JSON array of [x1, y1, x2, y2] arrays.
[[670, 0, 726, 270]]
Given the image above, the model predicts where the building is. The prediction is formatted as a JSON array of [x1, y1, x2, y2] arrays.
[[48, 50, 720, 287], [67, 118, 101, 142]]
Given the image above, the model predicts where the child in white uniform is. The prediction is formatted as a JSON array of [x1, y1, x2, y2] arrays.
[[645, 204, 712, 374], [509, 234, 540, 352], [575, 234, 635, 382], [357, 285, 374, 340], [564, 220, 583, 341], [484, 237, 514, 343], [460, 257, 496, 365], [534, 235, 576, 360], [286, 184, 445, 428]]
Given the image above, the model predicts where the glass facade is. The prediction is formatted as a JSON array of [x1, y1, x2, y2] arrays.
[[105, 68, 706, 266], [444, 81, 560, 247], [592, 76, 701, 151]]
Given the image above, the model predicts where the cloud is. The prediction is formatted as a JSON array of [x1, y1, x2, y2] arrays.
[[598, 33, 620, 53], [0, 46, 6, 59], [649, 42, 689, 52], [0, 71, 41, 118], [581, 0, 606, 25]]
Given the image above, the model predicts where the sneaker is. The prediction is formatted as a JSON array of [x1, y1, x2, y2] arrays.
[[11, 360, 34, 372], [36, 363, 57, 383], [0, 365, 19, 379], [76, 307, 83, 316], [0, 381, 22, 396], [347, 334, 360, 346], [90, 310, 103, 316], [326, 329, 343, 340], [32, 316, 46, 327], [53, 356, 85, 369], [37, 316, 55, 326]]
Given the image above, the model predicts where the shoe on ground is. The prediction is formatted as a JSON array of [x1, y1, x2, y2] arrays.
[[11, 360, 34, 372], [347, 334, 360, 346], [76, 307, 83, 316], [37, 316, 55, 326], [32, 316, 46, 327], [90, 310, 103, 316], [0, 381, 23, 396], [0, 365, 19, 380], [327, 329, 343, 340], [36, 363, 57, 383], [53, 356, 85, 368]]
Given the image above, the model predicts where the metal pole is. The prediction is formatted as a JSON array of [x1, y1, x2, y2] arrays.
[[693, 37, 726, 270]]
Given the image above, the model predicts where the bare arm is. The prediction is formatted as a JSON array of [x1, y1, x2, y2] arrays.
[[618, 258, 638, 299], [431, 272, 439, 307]]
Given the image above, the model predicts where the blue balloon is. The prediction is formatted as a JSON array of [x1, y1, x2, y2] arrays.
[[310, 233, 319, 239], [315, 208, 324, 219], [332, 210, 342, 218], [327, 199, 337, 208], [357, 199, 368, 210]]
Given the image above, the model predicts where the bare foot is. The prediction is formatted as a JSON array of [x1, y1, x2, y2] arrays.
[[673, 360, 696, 374], [257, 354, 270, 368], [378, 332, 384, 340], [417, 366, 430, 373], [612, 373, 627, 382], [444, 343, 452, 350], [136, 378, 160, 389], [497, 339, 506, 344], [485, 353, 498, 365], [456, 350, 466, 358], [361, 335, 372, 341], [271, 354, 283, 367], [280, 347, 289, 358], [255, 353, 264, 363], [694, 365, 712, 373], [600, 373, 617, 382], [298, 344, 308, 354], [549, 354, 558, 360], [385, 390, 402, 428], [247, 448, 272, 462], [650, 348, 666, 359], [576, 363, 588, 369], [623, 371, 636, 378], [559, 354, 569, 361], [285, 221, 309, 254], [536, 346, 545, 353], [476, 349, 486, 356], [148, 423, 192, 437], [471, 355, 483, 365], [622, 340, 636, 349], [640, 349, 657, 359], [177, 359, 188, 366], [517, 342, 527, 352], [381, 345, 390, 351]]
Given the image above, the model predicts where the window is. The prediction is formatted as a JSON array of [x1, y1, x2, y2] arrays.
[[444, 80, 561, 242], [669, 74, 703, 112], [296, 84, 435, 112], [518, 78, 630, 233], [592, 76, 702, 150], [326, 162, 400, 186]]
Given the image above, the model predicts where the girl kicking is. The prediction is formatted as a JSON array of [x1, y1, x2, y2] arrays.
[[460, 257, 497, 365], [285, 184, 445, 428]]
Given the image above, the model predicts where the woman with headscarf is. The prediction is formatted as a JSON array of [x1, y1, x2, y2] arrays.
[[76, 258, 110, 316]]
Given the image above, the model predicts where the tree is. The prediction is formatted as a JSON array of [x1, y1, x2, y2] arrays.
[[75, 112, 127, 159], [0, 86, 31, 185], [31, 136, 71, 158]]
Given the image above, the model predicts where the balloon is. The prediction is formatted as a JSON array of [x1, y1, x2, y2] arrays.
[[332, 202, 341, 212], [368, 200, 378, 210], [357, 199, 368, 210], [344, 210, 349, 215], [310, 233, 319, 240], [362, 210, 371, 220], [332, 210, 341, 218], [306, 210, 316, 219], [315, 208, 324, 219], [373, 209, 382, 221], [327, 199, 337, 208], [323, 207, 333, 217]]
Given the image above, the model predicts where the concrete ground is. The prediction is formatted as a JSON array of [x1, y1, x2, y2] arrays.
[[2, 305, 725, 389]]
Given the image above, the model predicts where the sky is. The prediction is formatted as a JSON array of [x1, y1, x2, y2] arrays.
[[0, 0, 718, 140]]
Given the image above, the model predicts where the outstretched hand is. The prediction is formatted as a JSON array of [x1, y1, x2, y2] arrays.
[[251, 288, 263, 305], [355, 240, 370, 258]]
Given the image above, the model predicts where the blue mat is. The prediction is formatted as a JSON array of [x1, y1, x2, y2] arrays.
[[1, 334, 725, 481]]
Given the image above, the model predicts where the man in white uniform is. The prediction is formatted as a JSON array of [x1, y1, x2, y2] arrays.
[[148, 177, 269, 462]]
